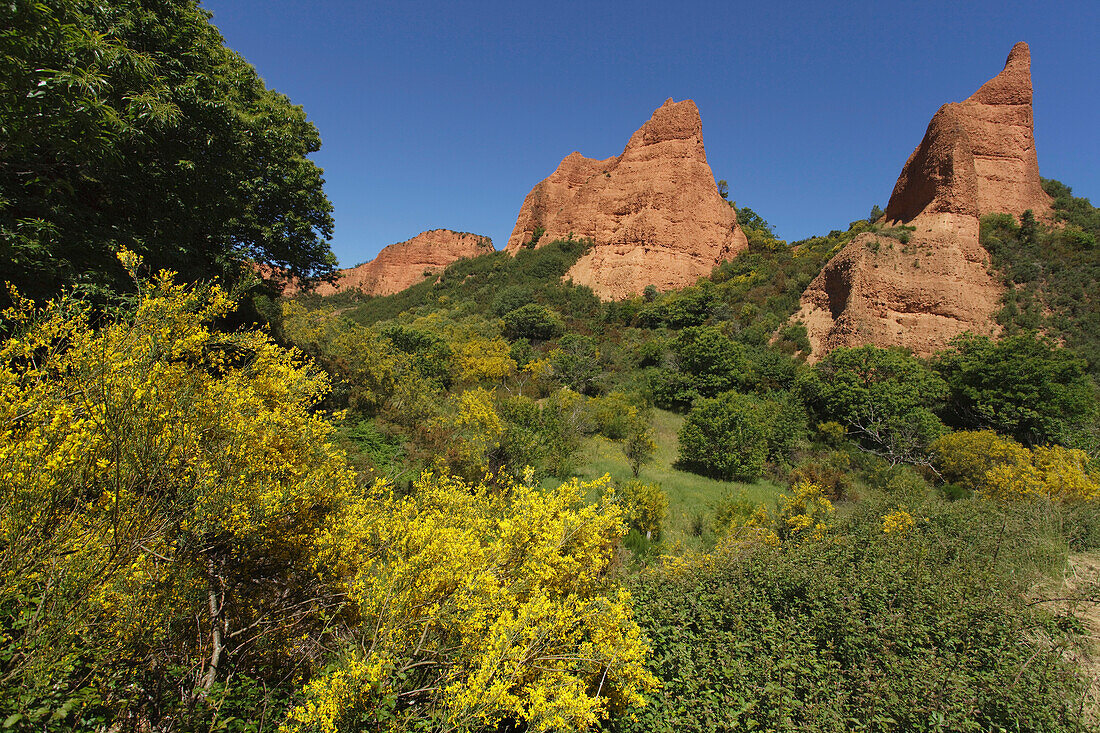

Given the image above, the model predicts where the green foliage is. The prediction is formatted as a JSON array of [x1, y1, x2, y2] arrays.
[[611, 500, 1090, 733], [335, 417, 409, 484], [979, 180, 1100, 377], [650, 325, 800, 409], [550, 334, 603, 395], [0, 0, 336, 305], [801, 345, 947, 465], [502, 302, 564, 341], [346, 237, 599, 326], [934, 332, 1098, 449], [498, 390, 590, 480], [789, 450, 855, 500], [677, 391, 803, 481], [621, 408, 657, 478]]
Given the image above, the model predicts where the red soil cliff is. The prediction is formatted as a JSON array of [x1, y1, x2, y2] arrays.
[[505, 99, 748, 299], [284, 229, 493, 297], [792, 42, 1051, 360]]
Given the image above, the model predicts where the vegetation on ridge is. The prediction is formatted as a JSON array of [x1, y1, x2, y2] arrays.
[[2, 2, 1100, 729]]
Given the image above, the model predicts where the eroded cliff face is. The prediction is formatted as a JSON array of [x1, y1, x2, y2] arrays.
[[793, 42, 1051, 360], [505, 99, 747, 300], [284, 229, 493, 297]]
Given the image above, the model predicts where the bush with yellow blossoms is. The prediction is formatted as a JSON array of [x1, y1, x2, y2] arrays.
[[882, 508, 916, 535], [284, 472, 656, 733], [774, 480, 835, 542], [0, 255, 361, 726], [934, 430, 1100, 502]]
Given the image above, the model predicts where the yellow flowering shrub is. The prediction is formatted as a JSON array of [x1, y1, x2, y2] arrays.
[[882, 508, 916, 535], [933, 430, 1032, 489], [618, 480, 669, 539], [934, 430, 1100, 502], [1, 255, 359, 715], [775, 481, 835, 542], [455, 335, 516, 385], [285, 473, 656, 733], [438, 387, 505, 476]]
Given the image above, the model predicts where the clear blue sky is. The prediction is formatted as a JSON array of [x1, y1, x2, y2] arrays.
[[202, 0, 1099, 268]]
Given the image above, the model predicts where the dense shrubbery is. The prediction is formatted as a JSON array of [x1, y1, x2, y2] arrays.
[[981, 179, 1100, 377], [611, 499, 1091, 733]]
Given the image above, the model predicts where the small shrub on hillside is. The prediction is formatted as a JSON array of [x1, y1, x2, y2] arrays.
[[788, 451, 854, 500], [617, 480, 669, 540], [502, 302, 563, 341], [677, 392, 772, 480]]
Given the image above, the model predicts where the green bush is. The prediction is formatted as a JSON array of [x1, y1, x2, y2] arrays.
[[610, 500, 1089, 733], [501, 303, 563, 341], [677, 392, 773, 480]]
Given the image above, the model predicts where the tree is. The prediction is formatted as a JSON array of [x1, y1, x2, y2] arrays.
[[677, 392, 773, 481], [502, 302, 564, 341], [933, 333, 1098, 448], [651, 326, 752, 409], [550, 334, 602, 395], [622, 408, 657, 478], [1, 0, 336, 305], [800, 345, 947, 467]]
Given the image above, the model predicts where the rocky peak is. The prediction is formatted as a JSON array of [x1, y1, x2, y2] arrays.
[[282, 229, 493, 297], [793, 42, 1050, 360], [968, 41, 1033, 106], [885, 41, 1049, 224], [505, 99, 747, 299]]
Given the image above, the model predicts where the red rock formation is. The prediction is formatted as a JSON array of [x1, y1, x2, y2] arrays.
[[505, 99, 748, 299], [282, 229, 493, 297], [886, 41, 1050, 223], [793, 42, 1050, 360]]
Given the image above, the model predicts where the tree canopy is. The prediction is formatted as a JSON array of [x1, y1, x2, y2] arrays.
[[0, 0, 336, 304]]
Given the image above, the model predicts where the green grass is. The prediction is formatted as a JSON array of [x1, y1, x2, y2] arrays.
[[559, 409, 785, 547]]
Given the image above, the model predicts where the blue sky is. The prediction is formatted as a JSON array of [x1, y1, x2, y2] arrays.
[[202, 0, 1099, 268]]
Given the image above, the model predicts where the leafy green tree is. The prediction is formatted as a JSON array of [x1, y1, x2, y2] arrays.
[[550, 334, 602, 395], [1, 0, 336, 304], [677, 392, 773, 481], [800, 345, 947, 466], [933, 333, 1097, 448], [651, 326, 751, 409], [622, 408, 657, 478], [502, 302, 564, 341]]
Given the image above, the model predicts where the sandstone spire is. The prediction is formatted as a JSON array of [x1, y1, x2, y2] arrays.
[[792, 43, 1050, 360], [282, 229, 493, 297], [885, 41, 1050, 223], [505, 99, 748, 300]]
